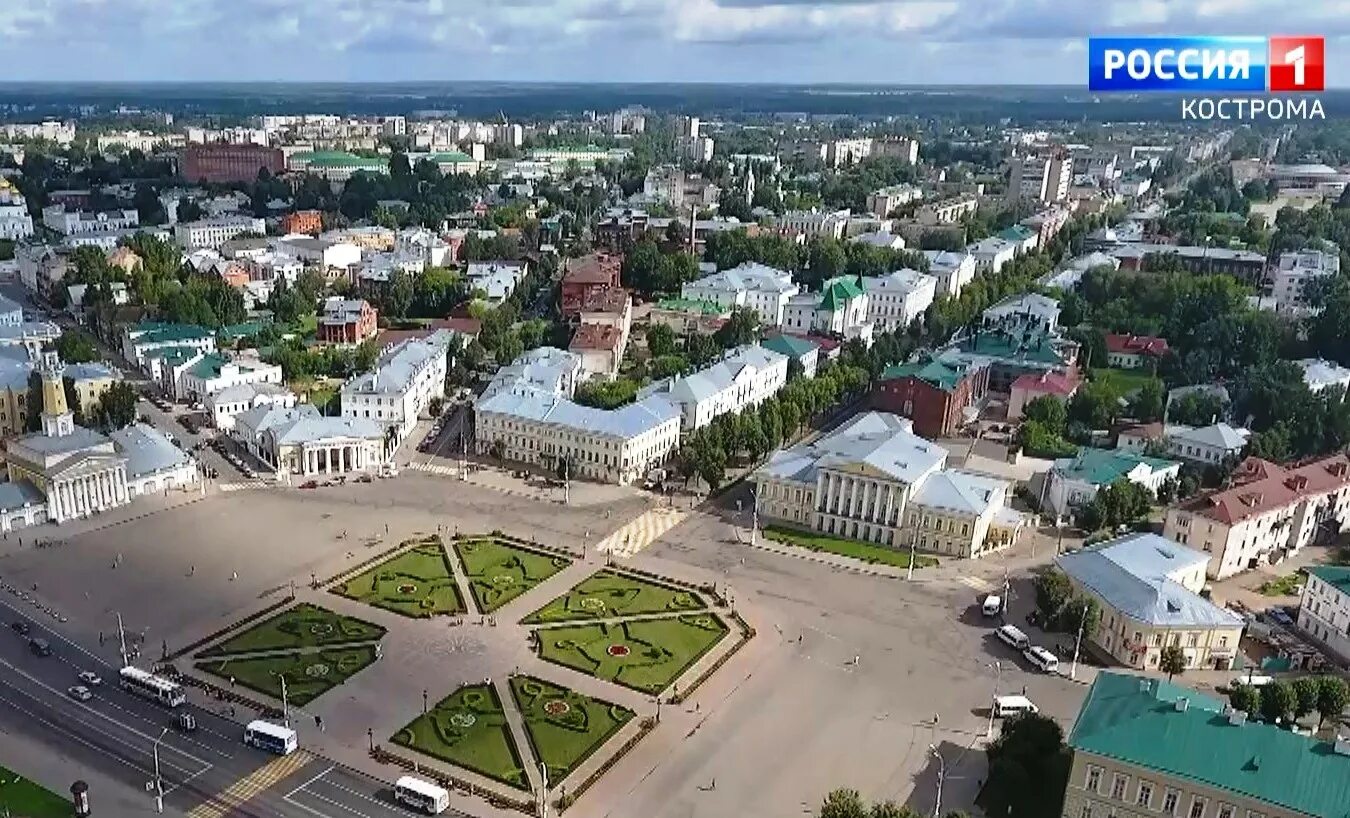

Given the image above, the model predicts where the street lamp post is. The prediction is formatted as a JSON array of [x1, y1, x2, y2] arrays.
[[423, 689, 429, 714], [1071, 605, 1088, 681], [986, 660, 1002, 739], [749, 489, 759, 547], [928, 744, 946, 818], [152, 727, 168, 814]]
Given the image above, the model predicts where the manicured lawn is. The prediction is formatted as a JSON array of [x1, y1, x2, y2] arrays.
[[509, 676, 634, 784], [390, 684, 529, 790], [332, 536, 466, 617], [763, 526, 938, 570], [200, 603, 386, 657], [535, 614, 729, 694], [522, 569, 706, 625], [1091, 367, 1155, 397], [0, 765, 69, 818], [196, 644, 379, 706], [453, 536, 572, 614]]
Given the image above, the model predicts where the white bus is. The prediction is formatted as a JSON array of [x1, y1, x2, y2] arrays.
[[243, 720, 298, 756], [394, 776, 450, 815], [119, 667, 186, 708]]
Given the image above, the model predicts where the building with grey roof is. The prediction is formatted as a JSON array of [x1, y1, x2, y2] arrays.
[[680, 262, 800, 326], [754, 411, 1022, 559], [206, 382, 298, 431], [233, 403, 384, 478], [474, 348, 681, 486], [641, 344, 787, 432], [341, 329, 453, 453], [1056, 533, 1244, 671]]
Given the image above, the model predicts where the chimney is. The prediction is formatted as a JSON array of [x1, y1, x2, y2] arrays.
[[1174, 697, 1189, 712], [1228, 710, 1248, 726]]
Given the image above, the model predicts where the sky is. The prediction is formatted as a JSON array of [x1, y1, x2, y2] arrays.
[[2, 0, 1350, 85]]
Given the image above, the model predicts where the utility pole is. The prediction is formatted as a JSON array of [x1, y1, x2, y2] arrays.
[[986, 660, 1002, 739], [749, 489, 759, 546], [116, 612, 129, 668], [908, 537, 918, 581], [1071, 606, 1088, 681], [152, 727, 168, 814], [928, 744, 945, 818], [280, 676, 290, 728], [537, 761, 549, 818]]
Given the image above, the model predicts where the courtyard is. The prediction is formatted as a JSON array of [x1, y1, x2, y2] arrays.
[[522, 569, 709, 624]]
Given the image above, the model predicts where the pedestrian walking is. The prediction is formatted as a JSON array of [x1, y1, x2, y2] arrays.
[[189, 565, 195, 576]]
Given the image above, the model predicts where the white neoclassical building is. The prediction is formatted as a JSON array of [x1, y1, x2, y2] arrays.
[[341, 330, 453, 453], [642, 344, 788, 432]]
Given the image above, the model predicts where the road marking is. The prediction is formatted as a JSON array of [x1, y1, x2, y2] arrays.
[[89, 693, 234, 759], [187, 749, 313, 818], [958, 576, 995, 593], [406, 461, 459, 478], [284, 789, 376, 818], [596, 507, 687, 558], [218, 481, 268, 493], [285, 764, 335, 798]]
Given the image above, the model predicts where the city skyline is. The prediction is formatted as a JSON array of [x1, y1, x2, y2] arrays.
[[2, 0, 1348, 86]]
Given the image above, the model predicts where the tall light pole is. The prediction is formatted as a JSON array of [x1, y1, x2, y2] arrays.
[[280, 675, 290, 728], [908, 536, 918, 581], [116, 612, 129, 668], [537, 760, 549, 818], [749, 488, 759, 546], [152, 727, 168, 814], [986, 660, 1002, 739], [1071, 605, 1088, 680], [928, 744, 945, 818]]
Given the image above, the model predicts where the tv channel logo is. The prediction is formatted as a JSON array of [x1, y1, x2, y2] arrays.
[[1088, 36, 1324, 93]]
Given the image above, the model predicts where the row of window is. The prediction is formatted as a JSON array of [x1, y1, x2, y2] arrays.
[[1082, 766, 1266, 818]]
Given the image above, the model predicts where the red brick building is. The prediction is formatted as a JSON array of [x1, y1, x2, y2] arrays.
[[183, 143, 285, 184], [280, 210, 323, 236], [872, 358, 988, 438], [560, 252, 622, 319], [317, 298, 378, 344]]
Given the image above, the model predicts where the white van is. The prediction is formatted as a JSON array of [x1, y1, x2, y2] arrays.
[[394, 776, 450, 815], [1023, 646, 1059, 673], [982, 595, 1003, 617], [243, 720, 297, 756], [993, 695, 1039, 718], [996, 624, 1030, 651]]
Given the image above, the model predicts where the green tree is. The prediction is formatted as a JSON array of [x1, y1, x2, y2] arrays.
[[1034, 569, 1074, 622], [1022, 394, 1067, 434], [1228, 683, 1261, 716], [92, 381, 138, 431], [646, 324, 677, 358], [1317, 675, 1350, 727], [714, 307, 760, 349], [385, 269, 414, 319], [820, 789, 867, 818], [982, 713, 1071, 818], [1159, 645, 1187, 682], [1067, 380, 1121, 429], [695, 441, 727, 491], [1130, 378, 1166, 423], [55, 330, 99, 364], [1259, 680, 1294, 724], [1292, 676, 1321, 720]]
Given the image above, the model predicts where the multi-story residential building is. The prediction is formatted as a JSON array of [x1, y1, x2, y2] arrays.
[[776, 209, 851, 240], [1057, 533, 1242, 670], [561, 252, 622, 319], [1008, 152, 1074, 203], [997, 224, 1040, 255], [571, 287, 633, 380], [0, 121, 75, 144], [467, 261, 529, 305], [643, 344, 787, 432], [761, 334, 820, 379], [1109, 243, 1267, 281], [1021, 205, 1072, 246], [41, 204, 139, 236], [1296, 565, 1350, 664], [526, 145, 633, 170], [173, 216, 265, 251], [648, 298, 730, 337], [341, 330, 453, 453], [1272, 247, 1340, 314], [872, 138, 920, 165], [922, 250, 977, 297], [233, 403, 385, 478], [858, 269, 936, 332], [395, 228, 451, 267], [318, 298, 378, 345], [1296, 357, 1350, 395], [967, 236, 1018, 274], [171, 354, 283, 403], [182, 143, 285, 184], [321, 226, 395, 252], [681, 262, 801, 326], [1164, 453, 1350, 579], [205, 382, 297, 431], [121, 322, 217, 374], [1105, 334, 1170, 370], [279, 210, 324, 236], [1061, 673, 1350, 818], [915, 195, 979, 226], [866, 184, 923, 218], [938, 326, 1079, 394], [823, 138, 873, 167], [474, 348, 680, 486], [15, 245, 71, 298], [1047, 450, 1181, 518], [781, 277, 874, 344], [872, 358, 987, 439], [0, 178, 33, 240], [1008, 370, 1080, 421], [274, 236, 362, 273], [754, 412, 1023, 559]]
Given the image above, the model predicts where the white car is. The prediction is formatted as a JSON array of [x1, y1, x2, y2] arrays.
[[67, 685, 93, 702], [77, 671, 102, 686]]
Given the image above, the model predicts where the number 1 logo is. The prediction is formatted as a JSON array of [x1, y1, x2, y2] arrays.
[[1269, 36, 1325, 92]]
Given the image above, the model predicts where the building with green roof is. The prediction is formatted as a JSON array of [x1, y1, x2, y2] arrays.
[[873, 356, 987, 438], [761, 334, 821, 378], [1047, 447, 1181, 517], [782, 276, 874, 345], [649, 297, 732, 337], [287, 151, 389, 184], [1063, 671, 1350, 818], [938, 325, 1079, 394], [1297, 565, 1350, 665]]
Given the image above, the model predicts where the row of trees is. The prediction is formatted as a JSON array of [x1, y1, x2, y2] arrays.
[[702, 231, 929, 293], [1229, 675, 1349, 729]]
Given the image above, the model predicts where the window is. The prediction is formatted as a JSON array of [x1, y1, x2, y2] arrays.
[[1085, 767, 1102, 793], [1189, 796, 1207, 818], [1079, 805, 1093, 818], [1161, 790, 1180, 816], [1136, 781, 1154, 808], [1216, 805, 1235, 818], [1110, 774, 1128, 800]]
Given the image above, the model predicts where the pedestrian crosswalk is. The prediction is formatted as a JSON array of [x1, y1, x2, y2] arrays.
[[596, 507, 687, 558], [186, 749, 313, 818], [217, 480, 269, 493], [958, 575, 996, 593], [408, 461, 459, 477]]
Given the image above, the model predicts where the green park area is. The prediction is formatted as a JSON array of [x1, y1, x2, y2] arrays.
[[535, 614, 729, 694], [391, 684, 529, 790], [332, 536, 466, 617], [0, 765, 69, 818], [1090, 367, 1154, 397], [453, 536, 572, 614], [509, 676, 635, 784], [196, 644, 379, 706], [763, 526, 938, 570], [200, 603, 387, 657], [522, 569, 706, 625]]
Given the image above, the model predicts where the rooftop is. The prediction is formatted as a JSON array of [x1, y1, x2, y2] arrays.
[[1054, 448, 1178, 486], [761, 334, 819, 359], [1176, 452, 1350, 524], [109, 423, 193, 479], [1068, 672, 1350, 818], [477, 380, 679, 441], [654, 297, 728, 316], [1011, 370, 1080, 396], [910, 469, 1009, 516], [1308, 565, 1350, 596], [687, 262, 797, 294], [757, 411, 947, 488], [343, 330, 453, 396], [1057, 533, 1240, 628], [1106, 333, 1170, 357], [657, 345, 786, 405], [570, 323, 624, 352], [881, 358, 974, 393]]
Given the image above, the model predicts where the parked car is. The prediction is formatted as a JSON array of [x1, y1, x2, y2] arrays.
[[67, 685, 92, 702], [11, 621, 30, 636], [28, 637, 52, 657], [300, 480, 318, 489], [77, 671, 102, 686]]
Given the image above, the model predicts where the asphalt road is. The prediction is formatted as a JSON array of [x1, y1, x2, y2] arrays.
[[0, 592, 457, 818]]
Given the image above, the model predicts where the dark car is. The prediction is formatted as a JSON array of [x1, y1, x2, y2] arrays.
[[28, 637, 52, 657], [10, 621, 30, 636]]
